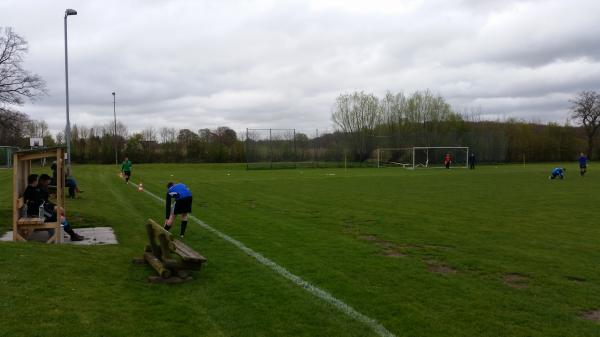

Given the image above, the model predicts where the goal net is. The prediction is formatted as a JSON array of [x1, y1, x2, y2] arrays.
[[377, 148, 414, 168], [377, 147, 469, 169]]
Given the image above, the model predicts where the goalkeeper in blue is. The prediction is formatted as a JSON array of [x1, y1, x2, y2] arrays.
[[549, 167, 566, 180]]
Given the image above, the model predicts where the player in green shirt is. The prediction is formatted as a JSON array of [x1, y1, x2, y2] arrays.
[[121, 157, 132, 183]]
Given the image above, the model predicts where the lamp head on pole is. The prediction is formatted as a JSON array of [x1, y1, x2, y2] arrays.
[[65, 9, 77, 17], [112, 92, 115, 96]]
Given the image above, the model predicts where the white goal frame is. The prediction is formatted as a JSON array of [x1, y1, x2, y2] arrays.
[[377, 146, 469, 169]]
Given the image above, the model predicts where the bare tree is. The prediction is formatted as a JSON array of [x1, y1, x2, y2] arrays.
[[332, 91, 381, 161], [0, 27, 46, 106], [159, 127, 176, 143], [25, 120, 50, 138], [0, 107, 29, 144], [570, 91, 600, 159], [141, 126, 157, 142]]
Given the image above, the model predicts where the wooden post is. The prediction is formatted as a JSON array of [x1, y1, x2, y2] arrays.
[[145, 222, 161, 257], [158, 233, 172, 261], [143, 252, 171, 278], [12, 153, 19, 241]]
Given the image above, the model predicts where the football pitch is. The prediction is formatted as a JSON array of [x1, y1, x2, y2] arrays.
[[1, 163, 599, 337]]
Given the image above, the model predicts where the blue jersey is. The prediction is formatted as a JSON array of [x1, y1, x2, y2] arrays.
[[579, 156, 588, 166], [168, 183, 192, 200], [165, 183, 192, 218], [552, 168, 564, 176]]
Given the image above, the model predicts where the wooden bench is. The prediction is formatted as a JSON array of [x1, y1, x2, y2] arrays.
[[135, 218, 206, 283], [14, 197, 61, 243], [12, 147, 66, 244]]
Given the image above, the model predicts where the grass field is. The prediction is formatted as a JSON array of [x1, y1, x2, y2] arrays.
[[1, 163, 599, 337]]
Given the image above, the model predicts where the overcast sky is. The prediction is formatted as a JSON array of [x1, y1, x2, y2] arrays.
[[1, 0, 599, 135]]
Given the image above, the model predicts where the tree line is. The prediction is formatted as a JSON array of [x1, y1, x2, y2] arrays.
[[62, 124, 244, 164], [331, 90, 599, 163]]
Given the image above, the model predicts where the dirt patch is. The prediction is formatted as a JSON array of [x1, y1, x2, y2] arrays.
[[426, 261, 457, 275], [382, 249, 405, 258], [581, 310, 600, 322], [375, 241, 396, 249], [358, 234, 379, 242], [357, 234, 406, 258], [565, 276, 586, 283], [503, 273, 529, 288]]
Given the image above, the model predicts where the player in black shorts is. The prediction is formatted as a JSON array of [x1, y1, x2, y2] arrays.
[[121, 157, 132, 183], [164, 182, 193, 238]]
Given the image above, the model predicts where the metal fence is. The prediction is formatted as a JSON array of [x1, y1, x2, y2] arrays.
[[0, 146, 18, 168]]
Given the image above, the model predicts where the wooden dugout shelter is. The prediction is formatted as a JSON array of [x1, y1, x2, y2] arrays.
[[12, 147, 66, 243]]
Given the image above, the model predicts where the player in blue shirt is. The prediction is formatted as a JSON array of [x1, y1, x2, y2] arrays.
[[164, 182, 193, 238], [578, 153, 588, 177], [549, 167, 566, 180]]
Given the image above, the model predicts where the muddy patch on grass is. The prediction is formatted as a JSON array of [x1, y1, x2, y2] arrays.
[[382, 249, 406, 258], [503, 273, 529, 289], [565, 276, 587, 283], [580, 310, 600, 323], [358, 234, 379, 242], [356, 234, 406, 258], [426, 260, 457, 275]]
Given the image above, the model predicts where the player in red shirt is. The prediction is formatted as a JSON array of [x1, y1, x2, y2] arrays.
[[444, 153, 452, 169]]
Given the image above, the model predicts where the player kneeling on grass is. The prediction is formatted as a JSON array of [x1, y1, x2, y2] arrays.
[[164, 182, 192, 238], [549, 167, 566, 180]]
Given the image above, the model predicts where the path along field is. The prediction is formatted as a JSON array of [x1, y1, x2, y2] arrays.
[[0, 163, 599, 337]]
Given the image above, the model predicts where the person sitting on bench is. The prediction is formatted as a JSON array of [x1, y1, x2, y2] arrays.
[[23, 174, 41, 216], [65, 174, 83, 198], [38, 174, 84, 241], [51, 162, 83, 198], [22, 173, 54, 239]]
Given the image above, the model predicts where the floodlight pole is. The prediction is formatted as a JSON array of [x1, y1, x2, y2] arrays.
[[113, 92, 118, 165], [64, 9, 77, 173]]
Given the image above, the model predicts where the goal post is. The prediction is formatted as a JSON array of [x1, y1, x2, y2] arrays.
[[376, 146, 469, 169]]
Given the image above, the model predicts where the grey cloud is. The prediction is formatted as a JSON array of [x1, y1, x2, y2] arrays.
[[1, 0, 598, 135]]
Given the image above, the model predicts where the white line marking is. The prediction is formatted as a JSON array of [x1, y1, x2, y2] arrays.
[[128, 181, 396, 337]]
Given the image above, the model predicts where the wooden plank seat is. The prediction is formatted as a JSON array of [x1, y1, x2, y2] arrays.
[[134, 218, 206, 282], [15, 198, 45, 225], [14, 197, 60, 243], [17, 217, 45, 226]]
